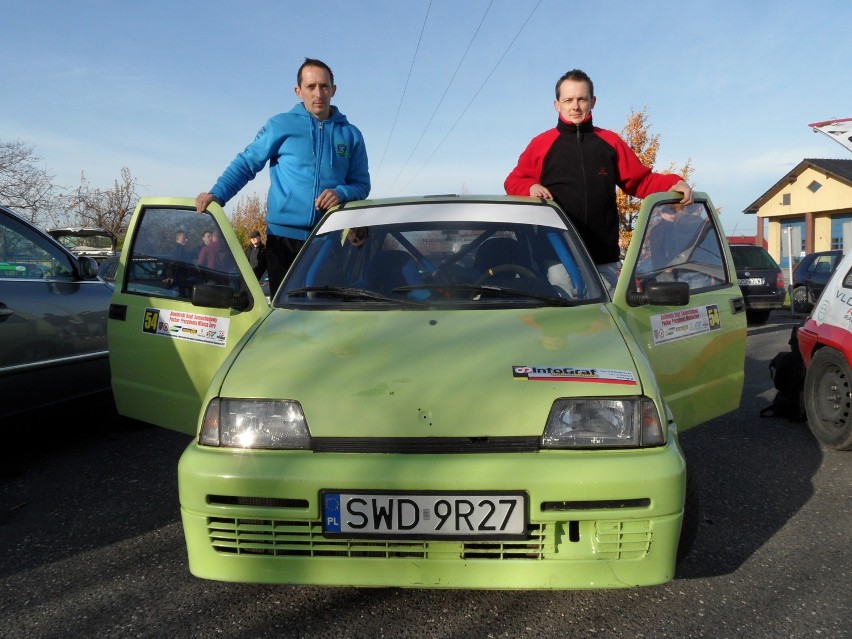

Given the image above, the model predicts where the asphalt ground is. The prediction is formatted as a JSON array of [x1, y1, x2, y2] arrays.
[[0, 308, 848, 639]]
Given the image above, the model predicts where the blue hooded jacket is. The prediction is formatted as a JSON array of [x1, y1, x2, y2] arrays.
[[209, 103, 370, 240]]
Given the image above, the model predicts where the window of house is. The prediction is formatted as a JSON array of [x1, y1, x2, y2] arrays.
[[808, 180, 822, 193]]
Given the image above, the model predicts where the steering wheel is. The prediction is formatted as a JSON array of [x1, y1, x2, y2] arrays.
[[475, 264, 537, 286]]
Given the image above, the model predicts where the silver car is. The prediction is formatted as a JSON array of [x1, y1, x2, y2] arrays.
[[47, 226, 118, 264], [0, 205, 113, 417]]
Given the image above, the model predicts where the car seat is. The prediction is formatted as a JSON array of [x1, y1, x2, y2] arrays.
[[363, 250, 420, 295], [473, 237, 530, 274]]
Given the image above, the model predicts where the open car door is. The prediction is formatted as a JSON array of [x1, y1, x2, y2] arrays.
[[107, 197, 270, 435], [612, 192, 747, 431]]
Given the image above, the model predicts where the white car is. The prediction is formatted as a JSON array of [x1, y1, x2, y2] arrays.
[[797, 249, 852, 450], [47, 227, 117, 263]]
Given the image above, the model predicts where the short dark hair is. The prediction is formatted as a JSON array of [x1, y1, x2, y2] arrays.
[[555, 69, 594, 100], [297, 58, 334, 87]]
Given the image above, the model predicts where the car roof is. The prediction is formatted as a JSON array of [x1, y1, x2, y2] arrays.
[[729, 244, 769, 250], [336, 194, 541, 210], [326, 195, 565, 233], [1, 203, 37, 224]]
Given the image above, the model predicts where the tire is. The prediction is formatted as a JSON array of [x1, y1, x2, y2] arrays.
[[676, 469, 700, 565], [803, 347, 852, 450], [746, 309, 771, 326], [792, 286, 812, 314]]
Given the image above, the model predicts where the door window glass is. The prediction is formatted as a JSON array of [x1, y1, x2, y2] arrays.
[[0, 213, 74, 280], [122, 208, 243, 301], [633, 202, 727, 292]]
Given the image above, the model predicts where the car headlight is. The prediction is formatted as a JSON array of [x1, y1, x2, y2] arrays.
[[542, 397, 664, 448], [199, 398, 311, 449]]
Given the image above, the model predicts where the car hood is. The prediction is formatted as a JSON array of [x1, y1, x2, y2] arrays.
[[219, 305, 644, 438]]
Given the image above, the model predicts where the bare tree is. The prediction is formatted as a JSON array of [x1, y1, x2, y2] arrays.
[[0, 139, 58, 223], [66, 167, 141, 237]]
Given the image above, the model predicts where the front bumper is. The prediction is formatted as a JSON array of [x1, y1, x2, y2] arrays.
[[177, 439, 687, 589]]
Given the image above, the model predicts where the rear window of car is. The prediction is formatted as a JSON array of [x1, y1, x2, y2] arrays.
[[731, 245, 779, 270]]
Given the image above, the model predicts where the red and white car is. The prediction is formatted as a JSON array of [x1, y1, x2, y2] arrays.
[[797, 249, 852, 450]]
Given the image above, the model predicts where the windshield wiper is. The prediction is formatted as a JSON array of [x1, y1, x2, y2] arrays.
[[285, 286, 427, 307], [396, 284, 572, 306]]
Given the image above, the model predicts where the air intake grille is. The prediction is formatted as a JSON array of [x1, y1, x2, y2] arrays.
[[206, 516, 652, 560], [594, 520, 653, 558]]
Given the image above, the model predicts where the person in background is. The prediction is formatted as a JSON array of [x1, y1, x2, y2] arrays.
[[504, 68, 693, 292], [195, 57, 371, 295], [197, 229, 228, 271], [163, 229, 192, 290], [172, 229, 189, 255], [245, 230, 267, 280], [193, 229, 213, 261]]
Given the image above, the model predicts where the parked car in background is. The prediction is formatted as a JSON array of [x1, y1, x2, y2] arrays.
[[108, 192, 747, 589], [797, 249, 852, 450], [729, 244, 786, 325], [791, 249, 843, 314], [0, 205, 113, 417], [97, 251, 120, 284], [46, 226, 117, 263]]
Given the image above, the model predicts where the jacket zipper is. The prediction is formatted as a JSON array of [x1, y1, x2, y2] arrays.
[[576, 126, 588, 225]]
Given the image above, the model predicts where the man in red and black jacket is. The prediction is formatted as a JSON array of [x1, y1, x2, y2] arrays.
[[504, 68, 693, 290]]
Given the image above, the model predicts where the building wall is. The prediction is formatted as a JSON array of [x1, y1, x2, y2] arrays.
[[814, 215, 833, 249], [755, 166, 852, 263]]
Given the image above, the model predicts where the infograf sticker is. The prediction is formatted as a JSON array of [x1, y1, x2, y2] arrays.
[[513, 366, 637, 385]]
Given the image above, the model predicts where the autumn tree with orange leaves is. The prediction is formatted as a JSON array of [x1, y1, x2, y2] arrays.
[[617, 107, 693, 252], [229, 193, 268, 247]]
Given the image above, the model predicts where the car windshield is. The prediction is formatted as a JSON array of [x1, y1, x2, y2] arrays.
[[278, 201, 605, 309]]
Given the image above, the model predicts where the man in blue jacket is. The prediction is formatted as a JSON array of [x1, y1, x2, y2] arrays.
[[196, 58, 371, 295]]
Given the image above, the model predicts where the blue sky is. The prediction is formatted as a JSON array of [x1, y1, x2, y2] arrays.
[[3, 0, 851, 236]]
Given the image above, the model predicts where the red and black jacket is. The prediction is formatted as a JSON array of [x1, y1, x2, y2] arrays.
[[504, 115, 681, 264]]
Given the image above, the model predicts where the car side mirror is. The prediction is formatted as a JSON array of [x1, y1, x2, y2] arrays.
[[78, 256, 100, 279], [626, 281, 690, 306], [192, 284, 252, 311]]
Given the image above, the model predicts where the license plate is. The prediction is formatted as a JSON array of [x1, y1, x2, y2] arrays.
[[738, 277, 764, 286], [321, 491, 528, 539]]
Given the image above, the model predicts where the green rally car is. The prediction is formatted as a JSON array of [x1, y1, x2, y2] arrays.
[[108, 193, 746, 589]]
